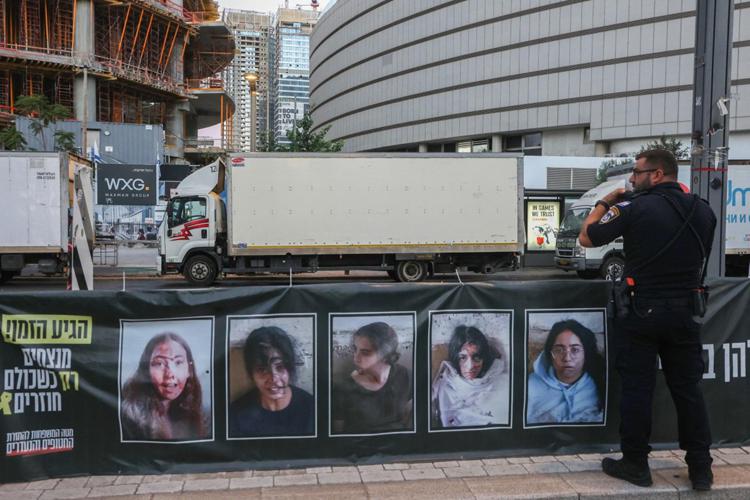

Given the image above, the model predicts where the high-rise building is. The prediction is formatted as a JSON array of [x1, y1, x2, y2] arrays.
[[271, 8, 318, 146], [223, 9, 271, 152]]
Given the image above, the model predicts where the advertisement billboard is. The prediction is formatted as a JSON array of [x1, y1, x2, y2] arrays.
[[526, 200, 560, 251], [96, 164, 156, 206]]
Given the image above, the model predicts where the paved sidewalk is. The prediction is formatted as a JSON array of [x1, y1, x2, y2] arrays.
[[3, 447, 750, 499]]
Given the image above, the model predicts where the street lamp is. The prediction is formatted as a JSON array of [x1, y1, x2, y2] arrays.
[[243, 72, 258, 152]]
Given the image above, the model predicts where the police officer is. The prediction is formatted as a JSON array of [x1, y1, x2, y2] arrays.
[[578, 149, 716, 491]]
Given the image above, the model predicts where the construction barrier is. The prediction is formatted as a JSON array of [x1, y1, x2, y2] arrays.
[[1, 279, 749, 481]]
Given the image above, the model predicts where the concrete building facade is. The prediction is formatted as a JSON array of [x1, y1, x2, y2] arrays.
[[309, 0, 750, 158]]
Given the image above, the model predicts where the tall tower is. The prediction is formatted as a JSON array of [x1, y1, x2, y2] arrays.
[[271, 7, 318, 146], [222, 9, 271, 152]]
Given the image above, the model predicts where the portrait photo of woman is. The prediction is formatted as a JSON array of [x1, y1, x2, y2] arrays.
[[430, 311, 512, 430], [525, 310, 607, 427], [330, 314, 415, 436], [119, 317, 214, 443], [227, 316, 315, 439]]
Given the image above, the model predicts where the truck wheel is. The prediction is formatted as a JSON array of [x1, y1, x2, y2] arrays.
[[601, 256, 625, 281], [183, 255, 217, 286], [576, 270, 599, 279], [396, 261, 427, 282]]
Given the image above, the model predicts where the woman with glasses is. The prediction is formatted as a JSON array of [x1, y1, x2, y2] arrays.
[[526, 319, 605, 424], [121, 332, 208, 441]]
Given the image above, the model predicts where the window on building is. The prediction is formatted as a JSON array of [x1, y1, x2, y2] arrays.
[[457, 138, 490, 153], [504, 132, 542, 156]]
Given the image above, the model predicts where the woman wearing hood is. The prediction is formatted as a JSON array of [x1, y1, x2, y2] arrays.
[[527, 319, 605, 424], [432, 325, 509, 428]]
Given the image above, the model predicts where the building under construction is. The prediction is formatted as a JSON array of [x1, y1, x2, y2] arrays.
[[0, 0, 235, 163]]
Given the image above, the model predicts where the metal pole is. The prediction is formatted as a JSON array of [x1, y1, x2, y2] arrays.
[[81, 66, 88, 155], [690, 0, 734, 277]]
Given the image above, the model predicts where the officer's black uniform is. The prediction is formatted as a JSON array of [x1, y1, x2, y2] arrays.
[[586, 182, 717, 472]]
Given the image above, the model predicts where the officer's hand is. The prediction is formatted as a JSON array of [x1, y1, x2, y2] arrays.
[[602, 188, 627, 206]]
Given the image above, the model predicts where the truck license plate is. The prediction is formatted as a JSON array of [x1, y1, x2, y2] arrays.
[[558, 259, 570, 265]]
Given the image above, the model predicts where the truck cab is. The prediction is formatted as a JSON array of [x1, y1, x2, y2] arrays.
[[158, 159, 226, 284], [554, 177, 630, 280]]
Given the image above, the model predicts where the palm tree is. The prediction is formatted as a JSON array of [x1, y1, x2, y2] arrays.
[[0, 125, 27, 151]]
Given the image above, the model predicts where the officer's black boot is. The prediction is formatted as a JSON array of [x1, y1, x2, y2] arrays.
[[688, 466, 713, 491], [601, 457, 653, 487]]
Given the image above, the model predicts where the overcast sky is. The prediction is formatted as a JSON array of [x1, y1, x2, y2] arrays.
[[218, 0, 333, 13]]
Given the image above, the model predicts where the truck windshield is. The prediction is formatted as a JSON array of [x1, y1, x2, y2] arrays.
[[558, 208, 590, 236], [168, 197, 206, 228]]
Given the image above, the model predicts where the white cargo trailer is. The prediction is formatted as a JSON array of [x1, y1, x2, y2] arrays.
[[0, 152, 92, 283], [159, 153, 524, 285]]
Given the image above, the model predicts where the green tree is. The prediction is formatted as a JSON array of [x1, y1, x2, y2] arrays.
[[197, 151, 222, 165], [257, 130, 279, 152], [639, 135, 689, 160], [280, 112, 343, 152], [0, 125, 27, 151], [596, 157, 632, 184], [54, 130, 76, 152], [14, 95, 71, 151]]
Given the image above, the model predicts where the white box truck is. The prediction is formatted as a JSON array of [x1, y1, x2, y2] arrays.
[[159, 153, 524, 285], [555, 163, 750, 278], [0, 152, 92, 283]]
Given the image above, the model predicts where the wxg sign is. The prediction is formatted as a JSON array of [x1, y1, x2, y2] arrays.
[[96, 164, 156, 205]]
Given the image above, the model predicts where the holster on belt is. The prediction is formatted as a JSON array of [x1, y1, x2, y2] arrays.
[[692, 285, 709, 318], [608, 277, 635, 319]]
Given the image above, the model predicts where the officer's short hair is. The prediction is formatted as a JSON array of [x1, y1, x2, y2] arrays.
[[635, 149, 678, 177]]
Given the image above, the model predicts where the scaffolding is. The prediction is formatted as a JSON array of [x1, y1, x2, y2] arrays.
[[96, 79, 167, 124], [92, 2, 195, 95], [0, 68, 73, 114], [0, 0, 74, 56], [0, 0, 236, 158]]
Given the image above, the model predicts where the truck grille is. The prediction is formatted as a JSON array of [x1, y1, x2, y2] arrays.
[[557, 249, 574, 257]]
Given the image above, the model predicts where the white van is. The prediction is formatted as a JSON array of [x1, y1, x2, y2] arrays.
[[556, 163, 750, 279], [554, 176, 631, 280]]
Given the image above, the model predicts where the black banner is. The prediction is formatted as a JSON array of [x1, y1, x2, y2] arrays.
[[1, 279, 749, 481], [96, 164, 157, 206]]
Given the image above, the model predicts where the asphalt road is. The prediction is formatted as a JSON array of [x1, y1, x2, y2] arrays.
[[0, 244, 582, 291]]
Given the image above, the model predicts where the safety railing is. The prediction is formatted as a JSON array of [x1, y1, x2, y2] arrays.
[[0, 42, 74, 58], [94, 55, 186, 96], [185, 136, 223, 149], [185, 77, 225, 90], [142, 0, 219, 24]]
